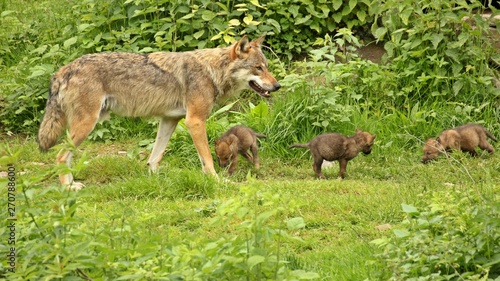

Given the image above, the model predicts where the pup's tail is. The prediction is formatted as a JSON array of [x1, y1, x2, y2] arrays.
[[289, 143, 309, 149], [256, 133, 267, 139], [484, 128, 498, 142], [38, 77, 67, 151]]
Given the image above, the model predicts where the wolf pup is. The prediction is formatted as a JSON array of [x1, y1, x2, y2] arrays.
[[215, 125, 266, 175], [290, 129, 376, 179], [421, 123, 497, 163], [38, 35, 280, 190]]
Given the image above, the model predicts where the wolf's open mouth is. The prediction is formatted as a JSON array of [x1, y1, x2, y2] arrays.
[[249, 81, 270, 98]]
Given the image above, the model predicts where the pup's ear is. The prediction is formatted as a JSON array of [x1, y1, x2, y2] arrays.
[[355, 128, 362, 133], [230, 35, 250, 60]]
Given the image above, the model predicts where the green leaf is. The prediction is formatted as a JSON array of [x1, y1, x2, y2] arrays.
[[393, 229, 410, 238], [247, 255, 265, 269], [349, 0, 357, 11], [400, 8, 412, 25], [77, 23, 92, 32], [402, 203, 419, 214], [251, 101, 269, 118], [332, 0, 343, 11], [249, 0, 265, 9], [430, 33, 444, 49], [373, 27, 387, 40], [63, 36, 78, 49], [193, 30, 205, 39], [24, 188, 35, 200], [243, 14, 253, 25], [294, 15, 311, 25], [287, 217, 306, 230], [332, 13, 343, 23], [201, 10, 216, 21], [356, 10, 366, 22], [180, 13, 194, 20], [228, 19, 240, 26], [453, 80, 463, 96]]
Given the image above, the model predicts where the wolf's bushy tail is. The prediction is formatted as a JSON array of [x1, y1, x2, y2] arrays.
[[38, 78, 67, 151], [289, 143, 309, 149], [484, 128, 498, 142]]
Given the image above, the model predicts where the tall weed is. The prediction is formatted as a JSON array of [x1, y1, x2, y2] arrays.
[[371, 191, 499, 280], [0, 145, 318, 280]]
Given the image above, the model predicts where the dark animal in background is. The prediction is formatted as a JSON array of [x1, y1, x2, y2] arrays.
[[215, 125, 266, 175], [421, 123, 497, 163], [290, 129, 376, 179]]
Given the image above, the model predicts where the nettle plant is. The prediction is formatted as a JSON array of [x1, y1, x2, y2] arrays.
[[371, 190, 500, 280], [371, 0, 500, 105], [2, 145, 318, 280]]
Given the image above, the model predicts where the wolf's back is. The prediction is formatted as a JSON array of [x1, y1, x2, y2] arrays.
[[38, 77, 67, 151]]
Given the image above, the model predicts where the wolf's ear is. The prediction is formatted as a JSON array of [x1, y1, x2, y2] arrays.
[[230, 35, 251, 60], [355, 128, 362, 133], [251, 34, 266, 47]]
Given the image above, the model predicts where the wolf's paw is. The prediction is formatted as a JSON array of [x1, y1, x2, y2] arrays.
[[65, 181, 86, 191]]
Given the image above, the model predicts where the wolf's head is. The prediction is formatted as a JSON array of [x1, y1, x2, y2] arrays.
[[230, 35, 281, 98]]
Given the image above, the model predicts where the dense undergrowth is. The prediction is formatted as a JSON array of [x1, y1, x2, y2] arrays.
[[1, 0, 499, 280]]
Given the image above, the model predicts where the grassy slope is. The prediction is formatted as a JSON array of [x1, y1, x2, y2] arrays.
[[6, 134, 499, 280]]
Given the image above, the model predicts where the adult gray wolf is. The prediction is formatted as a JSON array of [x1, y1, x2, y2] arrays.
[[421, 123, 496, 163], [215, 125, 266, 175], [38, 35, 281, 190], [290, 129, 376, 179]]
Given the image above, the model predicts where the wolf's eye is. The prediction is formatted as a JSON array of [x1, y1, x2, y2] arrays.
[[256, 66, 263, 71]]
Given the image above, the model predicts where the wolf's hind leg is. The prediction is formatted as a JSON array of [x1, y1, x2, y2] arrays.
[[148, 118, 180, 172], [59, 111, 101, 190]]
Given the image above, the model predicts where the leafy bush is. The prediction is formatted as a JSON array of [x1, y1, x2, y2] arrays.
[[371, 0, 500, 105], [0, 146, 318, 280], [371, 191, 500, 280]]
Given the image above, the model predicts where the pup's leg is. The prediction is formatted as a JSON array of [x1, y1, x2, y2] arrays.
[[185, 100, 216, 175], [478, 139, 495, 154], [240, 150, 254, 165], [148, 118, 180, 172], [312, 155, 325, 179], [250, 142, 260, 169], [338, 159, 348, 179], [228, 155, 238, 175]]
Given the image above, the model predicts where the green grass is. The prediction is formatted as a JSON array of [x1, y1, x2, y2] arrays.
[[2, 134, 498, 279]]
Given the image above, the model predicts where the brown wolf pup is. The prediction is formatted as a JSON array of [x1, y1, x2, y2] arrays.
[[38, 35, 281, 190], [421, 123, 497, 163], [290, 129, 376, 179], [215, 125, 266, 175]]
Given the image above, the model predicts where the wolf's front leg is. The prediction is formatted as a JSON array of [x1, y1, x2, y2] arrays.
[[57, 150, 85, 191], [185, 110, 217, 176], [148, 118, 181, 172]]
